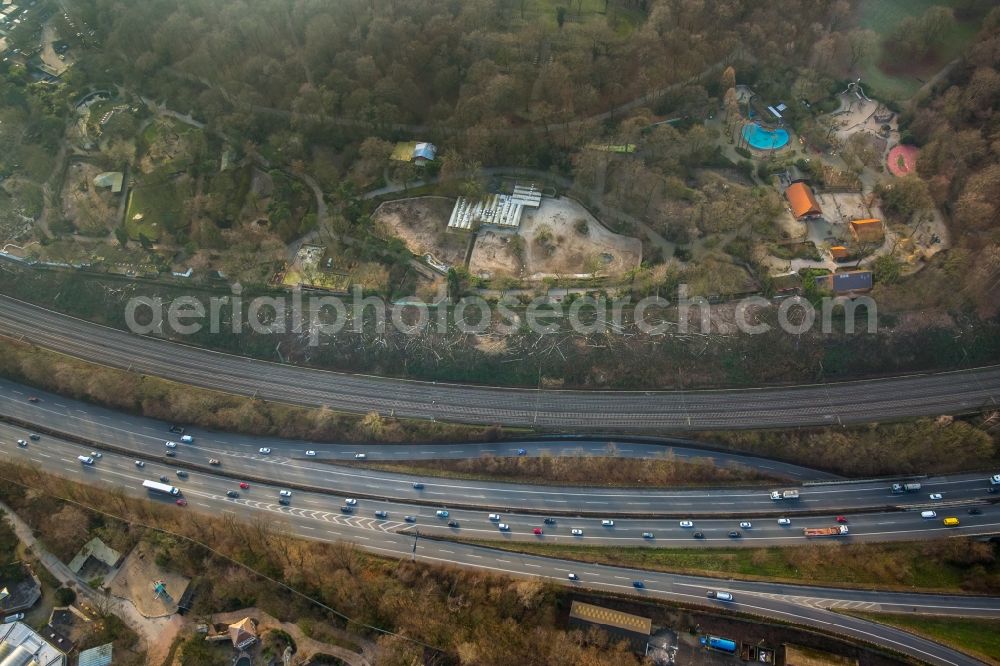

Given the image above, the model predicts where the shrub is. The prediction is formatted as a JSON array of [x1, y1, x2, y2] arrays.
[[55, 587, 77, 605]]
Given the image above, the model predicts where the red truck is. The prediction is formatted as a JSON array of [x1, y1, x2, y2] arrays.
[[803, 525, 849, 537]]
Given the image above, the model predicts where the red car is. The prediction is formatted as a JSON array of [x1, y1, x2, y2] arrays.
[[239, 482, 250, 489], [533, 528, 543, 535], [175, 498, 188, 506], [835, 516, 848, 524]]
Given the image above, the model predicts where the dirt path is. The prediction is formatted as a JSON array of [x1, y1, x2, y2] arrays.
[[211, 607, 375, 666]]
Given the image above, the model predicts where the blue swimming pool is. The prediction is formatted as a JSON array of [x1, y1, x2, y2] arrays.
[[742, 123, 789, 150]]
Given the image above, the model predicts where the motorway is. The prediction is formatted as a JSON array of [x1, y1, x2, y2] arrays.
[[3, 380, 999, 523], [2, 296, 1000, 430], [2, 433, 999, 666]]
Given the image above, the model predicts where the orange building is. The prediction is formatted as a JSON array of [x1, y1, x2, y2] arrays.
[[850, 218, 884, 244], [785, 182, 822, 219], [830, 246, 849, 260]]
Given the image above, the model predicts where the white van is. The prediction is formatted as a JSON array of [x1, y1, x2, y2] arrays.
[[707, 591, 733, 601], [920, 510, 937, 519], [78, 455, 94, 465], [2, 612, 24, 623], [180, 435, 193, 444]]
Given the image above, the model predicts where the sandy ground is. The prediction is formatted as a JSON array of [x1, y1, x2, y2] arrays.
[[815, 192, 878, 226], [107, 542, 190, 618], [61, 162, 117, 234], [470, 197, 641, 280], [371, 196, 469, 268], [40, 23, 71, 75]]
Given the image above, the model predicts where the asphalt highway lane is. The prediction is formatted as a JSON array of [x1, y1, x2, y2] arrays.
[[1, 437, 996, 666], [2, 296, 999, 430], [3, 380, 999, 517], [3, 433, 998, 548]]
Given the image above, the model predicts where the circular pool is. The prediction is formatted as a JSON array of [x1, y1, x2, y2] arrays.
[[742, 123, 790, 150]]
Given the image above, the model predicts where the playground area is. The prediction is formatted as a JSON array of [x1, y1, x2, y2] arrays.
[[826, 88, 896, 150], [106, 542, 190, 617]]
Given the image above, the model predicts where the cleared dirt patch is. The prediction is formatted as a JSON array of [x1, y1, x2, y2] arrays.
[[107, 541, 190, 617], [372, 196, 470, 268], [470, 197, 641, 280], [61, 162, 118, 236]]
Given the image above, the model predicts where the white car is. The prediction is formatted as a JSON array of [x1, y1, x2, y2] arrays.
[[354, 453, 367, 459], [345, 498, 358, 505], [180, 435, 193, 443], [90, 451, 102, 458], [165, 441, 177, 448], [16, 439, 27, 447], [134, 460, 144, 468], [497, 523, 510, 531], [601, 519, 614, 527], [571, 528, 583, 536], [707, 591, 733, 601], [567, 573, 579, 581], [305, 450, 316, 456], [259, 448, 271, 455], [436, 510, 449, 517], [679, 520, 694, 528], [488, 513, 502, 521], [929, 493, 943, 500], [279, 490, 292, 497], [777, 518, 791, 526], [739, 521, 752, 529]]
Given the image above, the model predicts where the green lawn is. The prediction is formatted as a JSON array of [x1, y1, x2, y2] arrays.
[[124, 180, 187, 241], [522, 0, 641, 33], [847, 613, 1000, 664], [858, 0, 981, 100], [453, 538, 1000, 592]]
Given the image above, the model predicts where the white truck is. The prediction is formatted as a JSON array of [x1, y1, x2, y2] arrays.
[[142, 480, 180, 496], [891, 482, 922, 493], [770, 489, 800, 500]]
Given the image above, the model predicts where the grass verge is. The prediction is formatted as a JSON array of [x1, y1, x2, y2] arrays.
[[450, 537, 1000, 593], [353, 455, 782, 488], [844, 612, 1000, 665]]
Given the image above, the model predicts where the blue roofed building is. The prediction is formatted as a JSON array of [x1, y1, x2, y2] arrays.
[[412, 142, 437, 164], [815, 271, 873, 294]]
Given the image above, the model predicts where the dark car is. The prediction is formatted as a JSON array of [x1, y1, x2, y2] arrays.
[[226, 490, 239, 498], [968, 508, 983, 515], [412, 482, 424, 490], [28, 434, 40, 441], [165, 450, 176, 457], [374, 510, 388, 519], [159, 475, 168, 483], [404, 515, 417, 523], [543, 517, 556, 525], [516, 448, 527, 455], [278, 498, 290, 506], [447, 519, 459, 527], [169, 425, 185, 434], [27, 396, 39, 403], [632, 581, 644, 588], [340, 506, 353, 513], [728, 530, 741, 538], [693, 531, 705, 539]]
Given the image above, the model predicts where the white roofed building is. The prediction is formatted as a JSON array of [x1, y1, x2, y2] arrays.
[[0, 622, 66, 666]]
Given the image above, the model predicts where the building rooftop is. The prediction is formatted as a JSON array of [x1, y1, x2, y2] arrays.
[[0, 622, 66, 666], [569, 601, 652, 636], [785, 182, 822, 219], [77, 642, 112, 666]]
